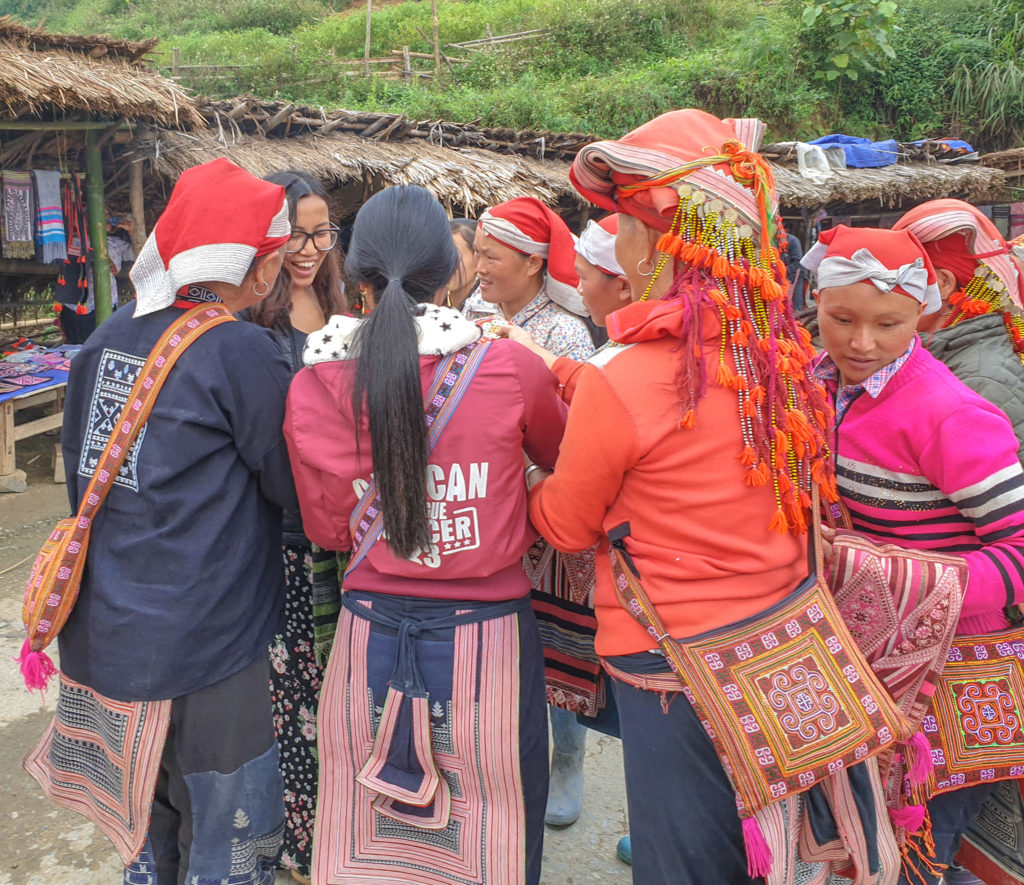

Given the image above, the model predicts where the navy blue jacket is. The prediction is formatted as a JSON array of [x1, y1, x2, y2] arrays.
[[59, 302, 298, 701]]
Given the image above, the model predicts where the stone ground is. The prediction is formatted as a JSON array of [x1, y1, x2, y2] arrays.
[[0, 431, 632, 884]]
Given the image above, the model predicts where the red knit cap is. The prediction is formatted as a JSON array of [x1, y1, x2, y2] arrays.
[[131, 158, 290, 317], [801, 225, 941, 314], [478, 197, 583, 315]]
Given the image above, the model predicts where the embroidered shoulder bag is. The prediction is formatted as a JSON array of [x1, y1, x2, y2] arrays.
[[608, 487, 914, 862], [822, 496, 1024, 810], [18, 304, 235, 691]]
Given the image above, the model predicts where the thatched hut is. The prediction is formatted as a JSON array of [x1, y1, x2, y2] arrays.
[[0, 16, 201, 318], [129, 98, 1006, 242]]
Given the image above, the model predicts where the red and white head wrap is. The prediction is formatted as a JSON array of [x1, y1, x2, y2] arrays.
[[893, 199, 1022, 308], [131, 158, 290, 317], [801, 225, 941, 314], [477, 197, 583, 315], [576, 214, 624, 277]]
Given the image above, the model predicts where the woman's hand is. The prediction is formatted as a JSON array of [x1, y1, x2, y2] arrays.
[[496, 324, 558, 369]]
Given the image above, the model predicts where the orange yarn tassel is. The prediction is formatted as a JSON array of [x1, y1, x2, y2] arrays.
[[750, 384, 766, 404], [769, 508, 789, 534], [746, 462, 770, 487], [740, 445, 757, 466], [717, 363, 738, 388], [743, 397, 758, 418], [678, 409, 696, 430]]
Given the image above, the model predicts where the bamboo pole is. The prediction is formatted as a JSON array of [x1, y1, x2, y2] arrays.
[[431, 0, 441, 78], [364, 0, 373, 76], [129, 128, 147, 258], [0, 121, 131, 131], [84, 129, 113, 324]]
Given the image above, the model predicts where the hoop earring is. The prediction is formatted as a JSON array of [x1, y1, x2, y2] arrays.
[[253, 279, 270, 297], [444, 288, 454, 308], [637, 258, 655, 277]]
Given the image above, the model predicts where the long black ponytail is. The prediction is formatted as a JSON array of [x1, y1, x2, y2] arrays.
[[347, 186, 460, 559]]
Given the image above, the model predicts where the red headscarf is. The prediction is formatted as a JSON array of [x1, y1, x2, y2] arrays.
[[478, 197, 582, 315], [132, 158, 290, 317]]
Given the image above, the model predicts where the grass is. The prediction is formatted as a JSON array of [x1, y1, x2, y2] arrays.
[[13, 0, 1023, 147]]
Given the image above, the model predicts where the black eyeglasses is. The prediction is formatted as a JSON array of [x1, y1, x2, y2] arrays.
[[285, 227, 340, 253]]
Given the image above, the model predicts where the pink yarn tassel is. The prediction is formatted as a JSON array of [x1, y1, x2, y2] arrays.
[[742, 816, 773, 878], [889, 803, 926, 833], [16, 637, 56, 695], [906, 731, 934, 785]]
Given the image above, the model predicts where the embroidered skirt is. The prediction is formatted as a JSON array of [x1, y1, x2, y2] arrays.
[[312, 590, 548, 884]]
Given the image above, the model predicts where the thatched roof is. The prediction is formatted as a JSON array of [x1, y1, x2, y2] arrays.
[[140, 127, 580, 216], [770, 162, 1005, 210], [0, 17, 202, 129], [152, 100, 1003, 214]]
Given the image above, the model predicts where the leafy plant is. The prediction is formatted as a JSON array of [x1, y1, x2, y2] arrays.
[[799, 0, 899, 82]]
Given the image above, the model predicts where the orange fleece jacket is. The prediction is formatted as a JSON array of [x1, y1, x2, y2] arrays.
[[528, 297, 808, 657]]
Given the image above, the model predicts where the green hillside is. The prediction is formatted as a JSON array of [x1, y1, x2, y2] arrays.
[[9, 0, 1024, 148]]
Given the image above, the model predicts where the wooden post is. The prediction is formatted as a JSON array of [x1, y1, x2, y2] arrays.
[[402, 45, 411, 80], [84, 129, 113, 323], [172, 47, 180, 77], [431, 0, 441, 78], [364, 0, 373, 76], [129, 128, 147, 258]]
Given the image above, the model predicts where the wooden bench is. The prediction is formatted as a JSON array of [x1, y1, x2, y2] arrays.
[[0, 379, 66, 492]]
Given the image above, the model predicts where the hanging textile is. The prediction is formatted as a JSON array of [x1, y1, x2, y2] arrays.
[[32, 170, 67, 263], [54, 174, 91, 315], [2, 171, 35, 259]]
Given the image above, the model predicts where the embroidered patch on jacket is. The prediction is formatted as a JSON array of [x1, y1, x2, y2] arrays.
[[78, 348, 148, 491]]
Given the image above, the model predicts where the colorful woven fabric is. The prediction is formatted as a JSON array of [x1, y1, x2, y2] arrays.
[[956, 780, 1024, 884], [31, 170, 67, 263], [525, 540, 603, 716], [915, 629, 1024, 801], [609, 527, 913, 819], [23, 672, 171, 865], [2, 170, 34, 259], [829, 529, 967, 784], [312, 595, 537, 884]]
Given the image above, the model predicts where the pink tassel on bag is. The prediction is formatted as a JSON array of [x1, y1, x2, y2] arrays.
[[742, 816, 773, 878], [889, 803, 926, 834], [905, 731, 934, 785], [16, 637, 57, 695]]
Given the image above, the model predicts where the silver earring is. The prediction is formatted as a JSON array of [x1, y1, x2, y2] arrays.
[[253, 279, 270, 297], [637, 258, 655, 277]]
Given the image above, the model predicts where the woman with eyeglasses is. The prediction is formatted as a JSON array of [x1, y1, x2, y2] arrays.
[[242, 169, 348, 884]]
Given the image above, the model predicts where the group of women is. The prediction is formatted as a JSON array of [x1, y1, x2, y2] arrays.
[[32, 105, 1024, 885]]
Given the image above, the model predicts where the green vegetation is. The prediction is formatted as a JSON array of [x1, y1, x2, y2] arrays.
[[14, 0, 1024, 148]]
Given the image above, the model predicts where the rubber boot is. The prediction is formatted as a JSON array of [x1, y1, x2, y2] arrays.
[[545, 706, 586, 827]]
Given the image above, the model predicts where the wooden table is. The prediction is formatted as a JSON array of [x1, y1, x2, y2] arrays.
[[0, 379, 66, 490]]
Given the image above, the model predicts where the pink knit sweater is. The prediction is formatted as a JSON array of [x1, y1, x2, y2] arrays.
[[823, 341, 1024, 635]]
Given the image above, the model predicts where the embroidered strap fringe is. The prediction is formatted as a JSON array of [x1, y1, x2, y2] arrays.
[[607, 486, 912, 878], [19, 304, 235, 691], [346, 341, 491, 577], [23, 672, 171, 865]]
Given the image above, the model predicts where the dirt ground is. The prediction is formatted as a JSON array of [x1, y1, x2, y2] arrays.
[[0, 432, 632, 884]]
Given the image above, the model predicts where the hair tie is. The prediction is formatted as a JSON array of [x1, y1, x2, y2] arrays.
[[388, 277, 403, 285]]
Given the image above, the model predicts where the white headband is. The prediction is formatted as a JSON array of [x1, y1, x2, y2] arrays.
[[802, 242, 942, 314], [576, 220, 624, 276]]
